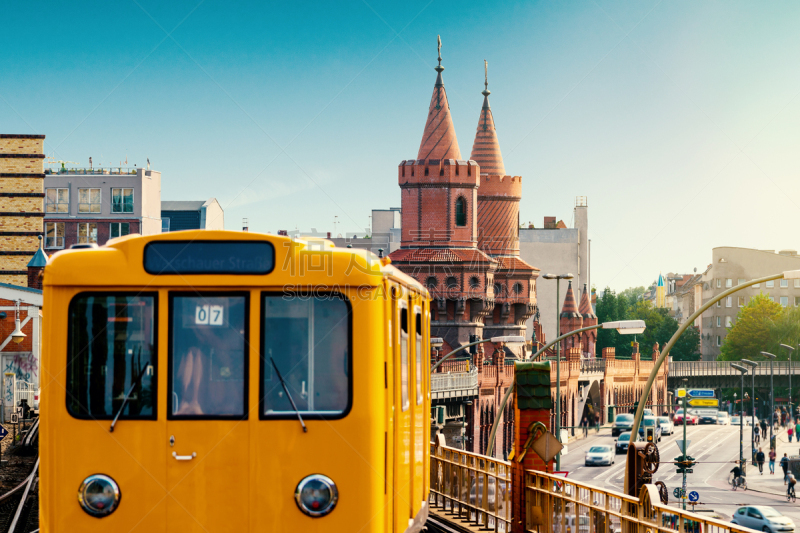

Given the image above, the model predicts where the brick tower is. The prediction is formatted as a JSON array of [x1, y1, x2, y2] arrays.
[[578, 283, 597, 357], [559, 281, 583, 353], [471, 63, 538, 359], [0, 135, 45, 286], [389, 40, 496, 353]]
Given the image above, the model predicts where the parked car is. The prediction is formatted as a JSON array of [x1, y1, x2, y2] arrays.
[[658, 416, 674, 435], [612, 413, 634, 437], [732, 415, 742, 425], [585, 445, 615, 466], [615, 432, 632, 454], [639, 416, 662, 442], [673, 408, 698, 425], [717, 412, 731, 425], [731, 506, 795, 533]]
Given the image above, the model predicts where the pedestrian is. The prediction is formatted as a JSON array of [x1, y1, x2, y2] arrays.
[[754, 424, 761, 445], [795, 420, 800, 441], [781, 453, 790, 483], [770, 448, 777, 474], [790, 425, 794, 443], [595, 411, 601, 433], [756, 448, 765, 474], [581, 417, 589, 438], [761, 419, 768, 437]]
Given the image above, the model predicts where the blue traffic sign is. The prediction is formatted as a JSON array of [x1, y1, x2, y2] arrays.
[[688, 389, 715, 398], [688, 491, 699, 502], [0, 425, 7, 441]]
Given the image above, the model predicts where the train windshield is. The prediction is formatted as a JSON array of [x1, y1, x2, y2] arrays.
[[261, 295, 350, 418], [169, 294, 247, 418], [67, 294, 156, 419]]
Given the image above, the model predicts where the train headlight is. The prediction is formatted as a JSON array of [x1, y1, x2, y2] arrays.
[[295, 474, 338, 517], [78, 474, 121, 517]]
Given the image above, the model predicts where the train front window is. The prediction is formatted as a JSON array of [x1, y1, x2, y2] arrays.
[[261, 295, 350, 418], [66, 294, 156, 419], [169, 294, 247, 419]]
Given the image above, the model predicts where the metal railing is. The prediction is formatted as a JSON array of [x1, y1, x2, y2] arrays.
[[430, 443, 512, 532], [523, 469, 754, 533], [14, 379, 35, 411], [580, 358, 605, 374], [671, 360, 799, 377], [430, 368, 478, 394]]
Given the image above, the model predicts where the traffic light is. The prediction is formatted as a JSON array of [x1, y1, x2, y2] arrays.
[[645, 427, 655, 442], [675, 455, 696, 474]]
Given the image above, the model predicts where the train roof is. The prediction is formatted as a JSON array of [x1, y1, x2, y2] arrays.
[[44, 230, 428, 295]]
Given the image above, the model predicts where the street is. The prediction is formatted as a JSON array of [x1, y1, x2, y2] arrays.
[[560, 422, 800, 524]]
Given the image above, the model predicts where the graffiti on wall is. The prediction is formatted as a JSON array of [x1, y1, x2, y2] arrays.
[[2, 352, 38, 404]]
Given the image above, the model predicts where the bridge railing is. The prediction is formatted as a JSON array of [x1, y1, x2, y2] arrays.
[[580, 358, 605, 374], [430, 368, 479, 394], [429, 443, 512, 531], [523, 469, 754, 533], [671, 360, 799, 377]]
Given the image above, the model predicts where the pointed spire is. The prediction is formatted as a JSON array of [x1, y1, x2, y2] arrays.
[[469, 60, 505, 175], [417, 36, 462, 161], [27, 235, 48, 268], [579, 283, 596, 319], [560, 281, 581, 318]]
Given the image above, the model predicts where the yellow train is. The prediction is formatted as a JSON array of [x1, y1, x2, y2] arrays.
[[40, 230, 431, 532]]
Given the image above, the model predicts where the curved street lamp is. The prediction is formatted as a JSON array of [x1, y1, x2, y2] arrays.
[[742, 359, 759, 461], [761, 351, 777, 445], [626, 269, 800, 493], [780, 344, 795, 416], [486, 319, 646, 461], [731, 363, 748, 471]]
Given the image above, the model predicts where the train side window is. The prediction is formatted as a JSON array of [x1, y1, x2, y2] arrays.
[[66, 293, 157, 419], [261, 294, 351, 418], [400, 305, 409, 412], [169, 294, 248, 419], [415, 310, 423, 405]]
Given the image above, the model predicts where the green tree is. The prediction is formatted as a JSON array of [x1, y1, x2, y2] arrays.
[[718, 294, 784, 361], [595, 287, 620, 355]]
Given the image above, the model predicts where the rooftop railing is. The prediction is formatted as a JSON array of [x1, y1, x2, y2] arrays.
[[430, 368, 478, 394], [671, 360, 799, 377], [45, 167, 139, 175]]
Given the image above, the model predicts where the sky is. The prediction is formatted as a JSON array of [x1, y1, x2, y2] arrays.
[[3, 1, 800, 292]]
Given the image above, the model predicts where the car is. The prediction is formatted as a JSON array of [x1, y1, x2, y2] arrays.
[[643, 408, 653, 417], [717, 412, 731, 425], [615, 432, 632, 454], [731, 506, 795, 533], [585, 445, 615, 466], [612, 413, 634, 437], [674, 408, 698, 425], [698, 410, 719, 425], [658, 416, 674, 435], [639, 416, 663, 442], [732, 415, 742, 425]]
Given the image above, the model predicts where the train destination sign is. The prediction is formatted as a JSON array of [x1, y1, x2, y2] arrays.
[[687, 389, 715, 398], [144, 241, 275, 275], [687, 399, 719, 407]]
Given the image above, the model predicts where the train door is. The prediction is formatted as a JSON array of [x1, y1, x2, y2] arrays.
[[164, 292, 251, 531], [394, 290, 412, 531], [385, 281, 396, 533], [411, 298, 425, 515]]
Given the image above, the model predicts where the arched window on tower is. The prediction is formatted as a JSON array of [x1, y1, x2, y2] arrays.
[[455, 196, 467, 227]]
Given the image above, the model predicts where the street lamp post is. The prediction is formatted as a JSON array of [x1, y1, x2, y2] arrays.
[[742, 359, 759, 462], [762, 352, 777, 446], [732, 363, 748, 474], [681, 378, 688, 510], [485, 319, 646, 458], [542, 273, 574, 472], [781, 344, 795, 417]]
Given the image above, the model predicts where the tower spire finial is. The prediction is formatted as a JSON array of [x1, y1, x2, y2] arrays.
[[437, 35, 442, 67], [482, 59, 491, 97]]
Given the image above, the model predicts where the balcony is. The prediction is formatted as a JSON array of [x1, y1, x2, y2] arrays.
[[431, 368, 478, 401]]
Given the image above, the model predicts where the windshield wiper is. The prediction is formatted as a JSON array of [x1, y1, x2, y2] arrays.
[[110, 365, 150, 433], [270, 357, 307, 433]]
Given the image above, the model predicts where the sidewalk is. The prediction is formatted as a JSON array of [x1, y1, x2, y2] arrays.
[[741, 426, 800, 497]]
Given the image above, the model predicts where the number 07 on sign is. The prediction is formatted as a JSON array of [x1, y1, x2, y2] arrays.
[[195, 305, 224, 326]]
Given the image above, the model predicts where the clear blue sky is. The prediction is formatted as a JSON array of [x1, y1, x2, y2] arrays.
[[3, 1, 800, 291]]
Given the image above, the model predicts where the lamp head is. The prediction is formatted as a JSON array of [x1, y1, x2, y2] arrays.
[[601, 320, 646, 334], [761, 351, 777, 359], [430, 337, 444, 349], [489, 336, 525, 344], [731, 363, 748, 373], [10, 318, 25, 344], [741, 359, 758, 368], [781, 344, 795, 351]]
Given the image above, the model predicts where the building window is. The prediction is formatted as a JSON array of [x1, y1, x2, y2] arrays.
[[161, 218, 171, 232], [726, 279, 732, 288], [738, 279, 746, 286], [110, 222, 130, 239], [795, 296, 800, 307], [455, 197, 467, 227], [446, 276, 458, 289], [716, 279, 721, 288], [45, 188, 69, 213], [494, 283, 503, 297], [766, 280, 775, 288], [726, 296, 732, 307], [738, 296, 745, 307], [78, 223, 97, 244], [716, 336, 721, 347], [78, 188, 101, 213], [781, 296, 789, 307], [513, 282, 523, 294], [716, 300, 721, 308], [781, 279, 789, 288], [112, 188, 134, 213], [469, 276, 480, 289], [726, 316, 732, 327], [716, 316, 721, 327], [795, 279, 800, 288], [753, 283, 760, 288], [45, 222, 65, 249]]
